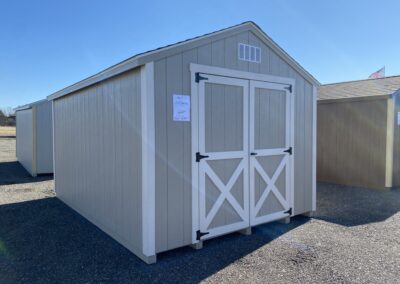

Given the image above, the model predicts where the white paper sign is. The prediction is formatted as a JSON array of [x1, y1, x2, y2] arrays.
[[173, 95, 190, 122], [398, 112, 400, 126]]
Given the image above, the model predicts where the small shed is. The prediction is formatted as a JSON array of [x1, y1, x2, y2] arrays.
[[48, 22, 319, 264], [318, 76, 400, 189], [15, 99, 53, 177]]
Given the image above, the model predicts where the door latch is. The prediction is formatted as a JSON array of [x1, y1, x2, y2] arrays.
[[196, 152, 209, 162]]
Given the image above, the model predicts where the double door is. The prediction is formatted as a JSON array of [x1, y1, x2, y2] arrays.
[[195, 72, 294, 241]]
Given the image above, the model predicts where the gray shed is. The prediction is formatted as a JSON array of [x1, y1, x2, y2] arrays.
[[47, 22, 318, 264], [318, 76, 400, 189], [15, 99, 53, 176]]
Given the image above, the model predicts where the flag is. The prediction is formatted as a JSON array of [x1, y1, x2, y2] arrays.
[[368, 67, 385, 79]]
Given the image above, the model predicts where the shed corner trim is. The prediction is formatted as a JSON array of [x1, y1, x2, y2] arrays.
[[140, 62, 156, 258], [312, 86, 317, 211], [385, 96, 395, 187]]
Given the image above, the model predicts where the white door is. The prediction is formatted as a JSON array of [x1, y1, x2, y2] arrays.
[[197, 74, 250, 241], [249, 80, 294, 226]]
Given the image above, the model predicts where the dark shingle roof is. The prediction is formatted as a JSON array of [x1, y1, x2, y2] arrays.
[[318, 75, 400, 101]]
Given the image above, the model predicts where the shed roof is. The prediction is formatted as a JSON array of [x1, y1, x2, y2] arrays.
[[48, 21, 319, 101], [318, 75, 400, 101], [14, 99, 48, 112]]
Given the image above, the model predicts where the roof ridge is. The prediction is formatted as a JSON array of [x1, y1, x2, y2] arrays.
[[322, 74, 400, 86]]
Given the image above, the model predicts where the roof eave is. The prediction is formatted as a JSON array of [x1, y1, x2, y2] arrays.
[[318, 94, 392, 104], [14, 99, 48, 111], [48, 21, 320, 101]]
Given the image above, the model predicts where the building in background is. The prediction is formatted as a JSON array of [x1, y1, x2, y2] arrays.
[[14, 99, 53, 176], [318, 76, 400, 189]]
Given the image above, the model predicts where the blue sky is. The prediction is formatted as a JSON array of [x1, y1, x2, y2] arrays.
[[1, 0, 400, 108]]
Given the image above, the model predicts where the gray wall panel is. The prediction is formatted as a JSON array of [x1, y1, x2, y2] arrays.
[[154, 30, 315, 252], [54, 69, 143, 255], [317, 99, 388, 189], [35, 101, 53, 174], [16, 109, 34, 175]]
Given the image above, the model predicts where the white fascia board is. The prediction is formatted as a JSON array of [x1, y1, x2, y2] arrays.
[[318, 94, 391, 104]]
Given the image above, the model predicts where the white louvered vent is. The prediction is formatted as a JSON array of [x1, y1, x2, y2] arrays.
[[238, 43, 261, 63]]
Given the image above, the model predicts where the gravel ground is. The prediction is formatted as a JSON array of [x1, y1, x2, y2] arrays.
[[0, 137, 399, 283]]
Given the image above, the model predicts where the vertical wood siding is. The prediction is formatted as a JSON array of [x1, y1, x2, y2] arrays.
[[35, 101, 53, 174], [154, 30, 315, 253], [54, 69, 143, 255], [16, 109, 35, 175], [317, 99, 388, 189]]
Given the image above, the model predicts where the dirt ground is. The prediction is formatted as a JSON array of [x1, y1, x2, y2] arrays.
[[0, 137, 399, 283]]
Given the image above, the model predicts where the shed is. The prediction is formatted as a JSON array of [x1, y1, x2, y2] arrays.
[[318, 76, 400, 189], [15, 99, 53, 176], [47, 22, 319, 264]]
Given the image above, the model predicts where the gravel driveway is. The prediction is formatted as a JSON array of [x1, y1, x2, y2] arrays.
[[0, 137, 399, 283]]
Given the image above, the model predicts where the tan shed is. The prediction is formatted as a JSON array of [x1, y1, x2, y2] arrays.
[[318, 76, 400, 189], [15, 99, 53, 177], [47, 22, 318, 264]]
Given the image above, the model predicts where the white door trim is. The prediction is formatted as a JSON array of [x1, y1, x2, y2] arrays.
[[197, 74, 249, 241], [190, 63, 295, 87], [190, 64, 295, 244], [191, 66, 200, 244], [249, 80, 294, 226]]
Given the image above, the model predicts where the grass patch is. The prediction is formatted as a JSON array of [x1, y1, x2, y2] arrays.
[[0, 126, 16, 137]]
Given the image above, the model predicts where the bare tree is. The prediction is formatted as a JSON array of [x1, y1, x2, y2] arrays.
[[1, 107, 14, 117]]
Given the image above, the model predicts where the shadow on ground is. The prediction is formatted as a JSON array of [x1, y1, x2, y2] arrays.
[[314, 182, 400, 227], [0, 161, 53, 186], [0, 197, 309, 283]]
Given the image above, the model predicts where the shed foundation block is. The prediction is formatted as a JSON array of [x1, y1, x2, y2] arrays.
[[190, 241, 203, 250], [302, 211, 314, 218], [238, 227, 252, 235], [278, 217, 291, 224]]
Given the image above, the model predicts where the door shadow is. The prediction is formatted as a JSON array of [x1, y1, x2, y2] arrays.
[[314, 182, 400, 227], [0, 161, 53, 186], [0, 197, 309, 283]]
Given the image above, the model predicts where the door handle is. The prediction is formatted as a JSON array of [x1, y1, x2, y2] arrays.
[[250, 152, 258, 156]]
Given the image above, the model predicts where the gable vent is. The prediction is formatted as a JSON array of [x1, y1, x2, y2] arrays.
[[238, 43, 261, 63]]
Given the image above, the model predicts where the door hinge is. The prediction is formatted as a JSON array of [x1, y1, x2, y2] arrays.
[[196, 152, 209, 162], [284, 208, 292, 215], [195, 72, 208, 83], [283, 147, 292, 155], [196, 230, 209, 241], [284, 85, 292, 93]]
